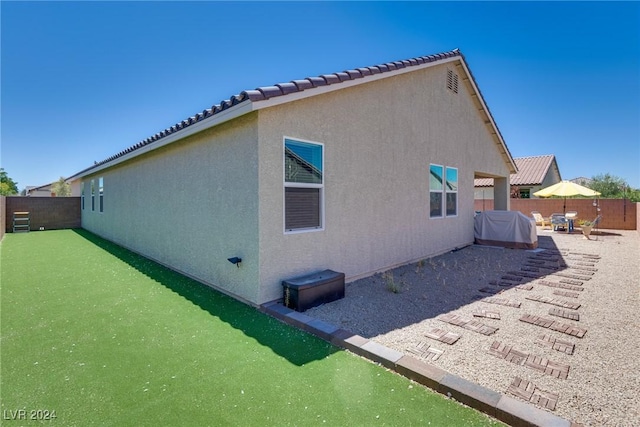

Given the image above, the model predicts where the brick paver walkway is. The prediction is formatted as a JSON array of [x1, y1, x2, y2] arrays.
[[525, 294, 581, 310], [552, 272, 592, 281], [483, 297, 521, 308], [519, 314, 587, 338], [424, 327, 461, 345], [489, 341, 570, 379], [553, 290, 580, 298], [548, 307, 580, 321], [536, 280, 584, 292], [535, 334, 575, 355], [478, 286, 501, 295], [407, 341, 443, 361], [437, 313, 498, 336], [508, 377, 560, 411], [473, 309, 501, 320]]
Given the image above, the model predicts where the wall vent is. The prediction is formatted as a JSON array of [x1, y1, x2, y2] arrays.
[[447, 69, 459, 94]]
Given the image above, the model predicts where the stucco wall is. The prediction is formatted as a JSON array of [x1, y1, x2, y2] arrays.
[[81, 113, 261, 304], [256, 62, 511, 303]]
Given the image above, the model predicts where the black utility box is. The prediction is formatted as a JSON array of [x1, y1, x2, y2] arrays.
[[282, 269, 345, 312]]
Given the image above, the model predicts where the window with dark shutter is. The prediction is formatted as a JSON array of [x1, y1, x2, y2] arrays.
[[285, 188, 321, 230]]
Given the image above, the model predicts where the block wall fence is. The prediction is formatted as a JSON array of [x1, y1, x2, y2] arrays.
[[474, 198, 638, 231], [0, 196, 5, 241], [3, 197, 81, 233]]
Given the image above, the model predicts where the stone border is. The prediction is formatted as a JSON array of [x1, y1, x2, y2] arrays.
[[260, 302, 579, 427]]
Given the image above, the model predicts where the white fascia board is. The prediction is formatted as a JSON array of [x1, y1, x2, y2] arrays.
[[252, 56, 462, 111], [73, 100, 256, 180]]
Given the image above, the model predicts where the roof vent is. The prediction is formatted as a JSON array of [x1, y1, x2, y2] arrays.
[[447, 69, 459, 94]]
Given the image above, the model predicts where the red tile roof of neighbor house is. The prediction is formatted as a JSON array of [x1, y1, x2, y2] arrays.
[[69, 49, 516, 179], [474, 154, 559, 187]]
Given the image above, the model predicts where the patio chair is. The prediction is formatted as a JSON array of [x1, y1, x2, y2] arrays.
[[565, 211, 578, 232], [588, 215, 602, 229], [550, 213, 567, 231], [531, 211, 550, 229]]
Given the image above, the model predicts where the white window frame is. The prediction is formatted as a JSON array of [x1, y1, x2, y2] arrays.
[[430, 164, 459, 218], [90, 179, 95, 212], [283, 136, 325, 234], [81, 182, 85, 210], [429, 164, 444, 218], [445, 166, 458, 217], [99, 177, 104, 213]]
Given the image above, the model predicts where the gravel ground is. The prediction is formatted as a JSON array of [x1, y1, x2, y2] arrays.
[[306, 228, 640, 426]]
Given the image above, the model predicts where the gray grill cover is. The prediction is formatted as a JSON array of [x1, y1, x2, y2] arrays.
[[474, 211, 538, 249]]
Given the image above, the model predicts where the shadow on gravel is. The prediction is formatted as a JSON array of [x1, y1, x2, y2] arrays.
[[304, 234, 591, 338]]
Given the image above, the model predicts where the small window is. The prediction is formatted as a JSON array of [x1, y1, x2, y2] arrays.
[[284, 138, 324, 232], [519, 189, 530, 199], [90, 179, 95, 211], [99, 177, 104, 212], [430, 164, 458, 218], [81, 182, 85, 210], [429, 164, 444, 218]]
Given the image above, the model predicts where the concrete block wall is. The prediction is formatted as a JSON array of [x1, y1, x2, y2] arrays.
[[637, 202, 640, 237], [5, 197, 81, 232], [474, 198, 637, 230]]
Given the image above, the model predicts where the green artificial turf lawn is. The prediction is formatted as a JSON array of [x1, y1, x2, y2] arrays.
[[1, 230, 500, 426]]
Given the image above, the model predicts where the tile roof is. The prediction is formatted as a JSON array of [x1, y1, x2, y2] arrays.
[[475, 155, 558, 187], [70, 48, 515, 179]]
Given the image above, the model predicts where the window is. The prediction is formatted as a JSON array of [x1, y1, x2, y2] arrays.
[[519, 188, 530, 199], [284, 138, 324, 232], [99, 177, 104, 212], [81, 182, 85, 210], [429, 165, 443, 218], [445, 167, 458, 216], [430, 165, 458, 217], [90, 179, 95, 211]]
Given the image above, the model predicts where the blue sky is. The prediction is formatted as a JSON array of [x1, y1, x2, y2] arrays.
[[2, 1, 639, 190]]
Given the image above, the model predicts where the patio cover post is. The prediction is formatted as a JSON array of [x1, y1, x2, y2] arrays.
[[493, 177, 510, 210]]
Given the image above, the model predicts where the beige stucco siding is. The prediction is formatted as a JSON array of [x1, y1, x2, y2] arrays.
[[256, 62, 511, 303], [82, 113, 261, 303]]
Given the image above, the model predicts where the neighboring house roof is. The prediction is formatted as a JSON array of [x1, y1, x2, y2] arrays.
[[474, 154, 559, 187], [26, 182, 53, 194], [69, 48, 516, 180]]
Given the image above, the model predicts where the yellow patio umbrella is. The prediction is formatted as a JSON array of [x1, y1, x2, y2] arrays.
[[533, 180, 601, 213]]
